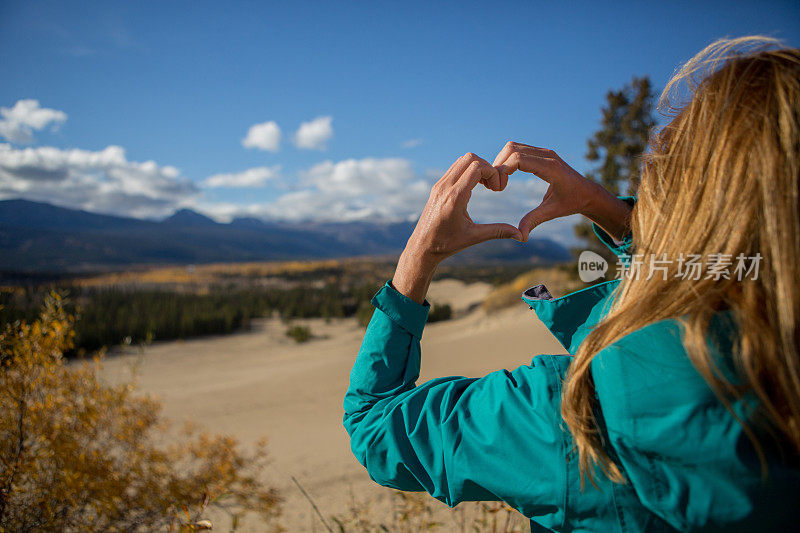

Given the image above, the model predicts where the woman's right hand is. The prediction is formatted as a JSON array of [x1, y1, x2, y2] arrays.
[[492, 142, 633, 242]]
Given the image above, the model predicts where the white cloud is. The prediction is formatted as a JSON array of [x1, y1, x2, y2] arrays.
[[0, 99, 68, 144], [467, 177, 580, 245], [279, 158, 576, 244], [401, 138, 423, 148], [200, 157, 427, 223], [242, 121, 281, 152], [0, 143, 198, 218], [301, 157, 415, 195], [467, 177, 549, 223], [0, 137, 581, 246], [197, 157, 558, 228], [202, 166, 281, 188], [293, 116, 333, 150]]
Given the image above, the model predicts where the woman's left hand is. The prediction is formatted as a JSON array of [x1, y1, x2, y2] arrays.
[[393, 152, 523, 303]]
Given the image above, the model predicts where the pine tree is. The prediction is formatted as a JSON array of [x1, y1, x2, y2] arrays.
[[574, 76, 656, 279]]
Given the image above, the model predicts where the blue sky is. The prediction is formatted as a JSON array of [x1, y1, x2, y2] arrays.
[[1, 1, 798, 245]]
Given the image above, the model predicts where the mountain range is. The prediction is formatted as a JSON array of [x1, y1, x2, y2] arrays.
[[0, 199, 571, 273]]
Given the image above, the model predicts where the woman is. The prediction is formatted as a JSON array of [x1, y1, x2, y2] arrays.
[[343, 36, 800, 531]]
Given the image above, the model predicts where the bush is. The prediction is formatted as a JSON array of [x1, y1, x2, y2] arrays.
[[0, 292, 282, 532], [356, 300, 375, 328], [427, 303, 452, 323], [285, 325, 311, 343]]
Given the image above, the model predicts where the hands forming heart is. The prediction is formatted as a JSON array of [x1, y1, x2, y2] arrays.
[[407, 142, 599, 263], [393, 142, 633, 303], [493, 142, 602, 242]]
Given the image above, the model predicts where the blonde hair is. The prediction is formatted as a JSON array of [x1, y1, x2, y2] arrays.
[[561, 36, 800, 487]]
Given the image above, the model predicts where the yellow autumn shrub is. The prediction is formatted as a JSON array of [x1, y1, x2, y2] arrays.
[[0, 292, 281, 532]]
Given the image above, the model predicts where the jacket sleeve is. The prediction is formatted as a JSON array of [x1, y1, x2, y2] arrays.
[[342, 280, 572, 527], [591, 195, 636, 264]]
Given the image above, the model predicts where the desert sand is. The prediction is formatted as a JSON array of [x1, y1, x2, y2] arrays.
[[96, 279, 567, 531]]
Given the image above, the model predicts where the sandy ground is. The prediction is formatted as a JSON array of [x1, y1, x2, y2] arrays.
[[96, 279, 566, 531]]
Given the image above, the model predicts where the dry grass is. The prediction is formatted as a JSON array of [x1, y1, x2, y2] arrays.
[[481, 265, 583, 312], [71, 259, 352, 288], [326, 489, 531, 533]]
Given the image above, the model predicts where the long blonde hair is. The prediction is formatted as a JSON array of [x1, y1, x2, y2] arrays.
[[562, 36, 800, 487]]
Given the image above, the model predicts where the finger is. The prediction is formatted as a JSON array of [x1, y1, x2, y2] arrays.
[[494, 141, 561, 166], [496, 152, 558, 182], [492, 141, 520, 167], [495, 165, 511, 190], [457, 159, 499, 194], [518, 202, 560, 241], [491, 140, 547, 166], [470, 154, 502, 191], [438, 152, 477, 188], [470, 222, 523, 244], [498, 169, 508, 191], [478, 163, 502, 191]]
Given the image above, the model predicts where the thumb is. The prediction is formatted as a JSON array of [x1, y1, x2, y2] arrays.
[[471, 222, 524, 244], [519, 203, 559, 241]]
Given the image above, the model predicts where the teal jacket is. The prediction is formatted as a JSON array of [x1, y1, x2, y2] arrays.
[[343, 196, 800, 532]]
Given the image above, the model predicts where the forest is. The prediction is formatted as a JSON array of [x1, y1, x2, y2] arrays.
[[0, 282, 378, 357], [0, 259, 528, 357]]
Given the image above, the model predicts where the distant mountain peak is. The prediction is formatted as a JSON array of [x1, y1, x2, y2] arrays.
[[163, 208, 218, 226], [0, 198, 571, 272], [230, 216, 269, 229]]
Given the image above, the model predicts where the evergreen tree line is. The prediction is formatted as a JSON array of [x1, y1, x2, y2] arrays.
[[0, 282, 383, 357]]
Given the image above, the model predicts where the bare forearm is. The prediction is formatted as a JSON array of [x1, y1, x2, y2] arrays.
[[392, 241, 439, 305], [581, 182, 633, 242]]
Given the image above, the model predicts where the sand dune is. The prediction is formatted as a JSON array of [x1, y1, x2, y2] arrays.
[[97, 279, 567, 531]]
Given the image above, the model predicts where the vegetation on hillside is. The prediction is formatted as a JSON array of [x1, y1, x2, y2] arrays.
[[0, 282, 381, 357], [1, 260, 548, 356], [482, 265, 583, 312]]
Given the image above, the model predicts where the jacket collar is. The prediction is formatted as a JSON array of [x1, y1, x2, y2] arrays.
[[521, 278, 622, 355]]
